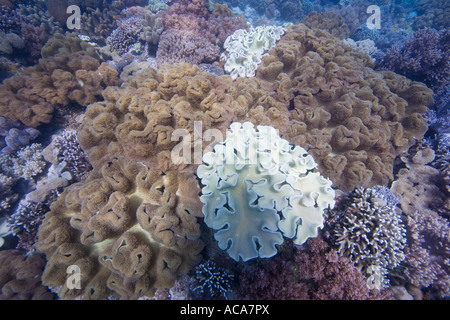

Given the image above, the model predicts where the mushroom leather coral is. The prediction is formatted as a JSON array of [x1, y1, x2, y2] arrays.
[[255, 24, 434, 191], [78, 63, 234, 172], [35, 157, 204, 299], [0, 52, 118, 128]]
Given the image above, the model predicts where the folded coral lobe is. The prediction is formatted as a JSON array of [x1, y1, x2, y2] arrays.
[[197, 122, 335, 262], [36, 157, 203, 299], [255, 24, 433, 192]]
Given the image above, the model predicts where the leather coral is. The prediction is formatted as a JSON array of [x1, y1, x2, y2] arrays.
[[35, 157, 203, 299], [255, 24, 434, 191]]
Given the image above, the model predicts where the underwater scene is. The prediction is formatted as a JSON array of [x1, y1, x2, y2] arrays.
[[0, 0, 448, 302]]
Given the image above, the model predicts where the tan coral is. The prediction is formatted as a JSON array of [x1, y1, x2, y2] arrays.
[[78, 63, 234, 172], [0, 52, 118, 127], [0, 250, 55, 300], [254, 24, 433, 191], [36, 157, 204, 299]]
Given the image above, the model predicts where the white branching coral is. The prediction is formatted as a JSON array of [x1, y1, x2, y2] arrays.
[[197, 122, 335, 262], [333, 187, 407, 288], [0, 143, 47, 180]]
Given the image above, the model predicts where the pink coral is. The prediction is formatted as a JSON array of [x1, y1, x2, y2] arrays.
[[237, 237, 393, 300], [156, 29, 220, 66]]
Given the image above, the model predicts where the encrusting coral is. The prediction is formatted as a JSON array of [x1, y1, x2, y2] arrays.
[[254, 24, 434, 191], [35, 157, 204, 299]]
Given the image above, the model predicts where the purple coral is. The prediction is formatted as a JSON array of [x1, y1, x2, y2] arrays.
[[0, 116, 40, 154], [237, 238, 393, 300], [156, 29, 220, 66], [380, 27, 450, 92], [0, 6, 23, 34]]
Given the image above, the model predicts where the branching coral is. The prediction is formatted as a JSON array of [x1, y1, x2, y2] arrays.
[[107, 8, 163, 56], [254, 24, 433, 191], [380, 27, 450, 93], [49, 129, 92, 182], [197, 122, 335, 261], [0, 143, 46, 180], [7, 200, 49, 251], [192, 261, 234, 299], [35, 157, 204, 299], [237, 237, 393, 299], [330, 187, 407, 289]]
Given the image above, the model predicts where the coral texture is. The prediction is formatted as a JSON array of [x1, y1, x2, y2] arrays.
[[255, 24, 433, 191], [221, 26, 286, 80], [197, 122, 335, 261], [0, 50, 118, 127], [0, 250, 55, 300], [160, 0, 248, 48], [78, 63, 234, 173], [35, 157, 204, 299], [156, 29, 220, 66], [391, 147, 450, 298], [380, 27, 449, 93], [237, 237, 393, 300], [330, 187, 407, 288]]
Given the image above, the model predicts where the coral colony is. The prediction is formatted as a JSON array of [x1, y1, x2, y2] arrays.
[[0, 0, 448, 301]]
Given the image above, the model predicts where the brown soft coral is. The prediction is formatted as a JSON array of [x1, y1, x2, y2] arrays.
[[35, 157, 204, 299], [391, 147, 450, 298], [0, 51, 118, 127], [0, 250, 55, 300], [78, 63, 234, 172], [254, 24, 433, 191]]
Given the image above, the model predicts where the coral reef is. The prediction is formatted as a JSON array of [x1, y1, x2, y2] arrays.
[[255, 24, 434, 191], [156, 29, 220, 66], [0, 47, 119, 127], [391, 147, 450, 298], [221, 26, 285, 80], [78, 63, 234, 172], [160, 0, 248, 48], [380, 28, 449, 93], [197, 122, 335, 261], [0, 116, 40, 153], [237, 237, 393, 299], [106, 8, 163, 56], [0, 173, 18, 215], [192, 261, 234, 299], [35, 157, 204, 299], [7, 200, 49, 251], [0, 143, 46, 180], [46, 129, 92, 182], [0, 249, 55, 300], [302, 11, 349, 40], [329, 187, 407, 288]]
